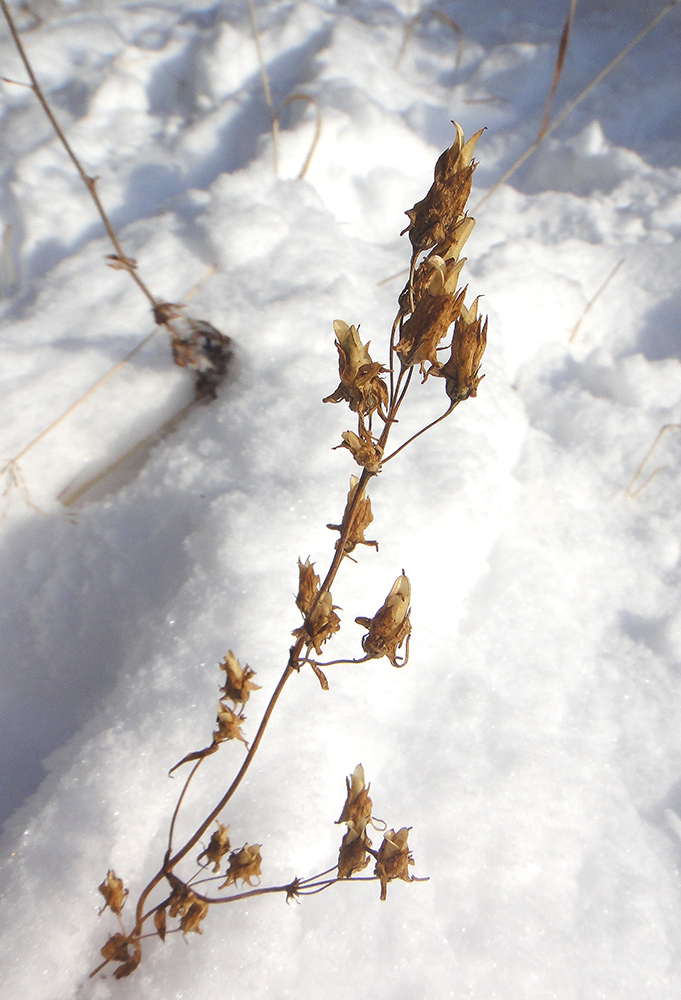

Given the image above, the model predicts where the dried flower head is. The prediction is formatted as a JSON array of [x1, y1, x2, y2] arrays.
[[336, 765, 374, 878], [299, 589, 342, 653], [431, 296, 487, 403], [100, 933, 140, 979], [197, 821, 231, 872], [355, 572, 412, 667], [323, 320, 388, 417], [98, 869, 128, 916], [338, 428, 383, 473], [402, 123, 484, 254], [327, 475, 378, 554], [396, 284, 466, 372], [219, 844, 263, 889], [374, 827, 414, 901], [336, 764, 373, 834], [219, 651, 260, 705], [214, 701, 249, 747], [338, 824, 372, 879], [168, 882, 209, 936]]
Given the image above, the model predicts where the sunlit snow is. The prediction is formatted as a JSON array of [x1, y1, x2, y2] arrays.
[[2, 1, 681, 998]]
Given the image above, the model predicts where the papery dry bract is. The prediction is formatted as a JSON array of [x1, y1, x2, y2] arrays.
[[98, 869, 128, 916], [323, 320, 388, 418], [220, 651, 260, 706], [197, 821, 231, 872], [327, 475, 378, 554], [402, 123, 484, 253], [219, 844, 263, 888], [355, 573, 411, 666], [374, 827, 414, 901]]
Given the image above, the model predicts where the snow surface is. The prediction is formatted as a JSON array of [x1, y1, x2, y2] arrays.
[[2, 0, 681, 997]]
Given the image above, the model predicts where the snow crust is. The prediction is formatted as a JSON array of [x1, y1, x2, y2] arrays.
[[1, 1, 681, 997]]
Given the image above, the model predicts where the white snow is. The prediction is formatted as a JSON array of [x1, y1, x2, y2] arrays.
[[1, 1, 681, 997]]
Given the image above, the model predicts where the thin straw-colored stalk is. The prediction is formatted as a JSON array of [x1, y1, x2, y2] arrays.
[[626, 424, 681, 498], [538, 0, 578, 141], [569, 257, 625, 344], [0, 0, 163, 312], [279, 93, 323, 179]]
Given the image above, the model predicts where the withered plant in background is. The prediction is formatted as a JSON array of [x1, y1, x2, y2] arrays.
[[92, 122, 487, 980], [0, 0, 232, 516]]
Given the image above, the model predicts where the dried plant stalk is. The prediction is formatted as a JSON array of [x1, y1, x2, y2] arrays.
[[92, 123, 488, 981]]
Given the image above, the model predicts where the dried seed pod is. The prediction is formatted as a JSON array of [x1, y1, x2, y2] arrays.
[[338, 428, 383, 473], [431, 296, 487, 403], [355, 573, 412, 667], [219, 844, 263, 889], [327, 475, 378, 554], [197, 822, 231, 872], [98, 870, 128, 916], [402, 123, 484, 254], [291, 589, 341, 654], [374, 827, 414, 901], [336, 765, 374, 878], [323, 320, 388, 417], [336, 764, 373, 834], [214, 702, 249, 747], [395, 284, 466, 372], [219, 651, 260, 705], [295, 557, 320, 616], [168, 882, 209, 936], [338, 824, 372, 878]]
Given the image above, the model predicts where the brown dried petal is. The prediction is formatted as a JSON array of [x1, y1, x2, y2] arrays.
[[219, 844, 263, 889], [98, 869, 128, 916], [219, 651, 260, 705]]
